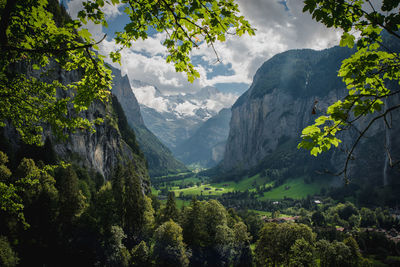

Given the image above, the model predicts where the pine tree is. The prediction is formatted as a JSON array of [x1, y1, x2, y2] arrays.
[[162, 191, 179, 223]]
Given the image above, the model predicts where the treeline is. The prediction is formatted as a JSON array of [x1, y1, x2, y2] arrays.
[[151, 172, 196, 185], [0, 150, 154, 266], [0, 149, 251, 266], [1, 145, 400, 266]]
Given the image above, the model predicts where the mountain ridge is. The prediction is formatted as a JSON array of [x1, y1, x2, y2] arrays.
[[218, 44, 400, 188], [174, 108, 232, 167], [110, 67, 187, 177], [132, 83, 238, 151]]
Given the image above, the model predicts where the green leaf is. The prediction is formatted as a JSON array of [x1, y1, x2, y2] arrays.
[[340, 32, 355, 48]]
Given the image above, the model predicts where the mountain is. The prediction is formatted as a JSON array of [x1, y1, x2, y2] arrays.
[[131, 82, 238, 151], [110, 67, 187, 177], [0, 62, 150, 190], [174, 108, 231, 167], [219, 45, 400, 188]]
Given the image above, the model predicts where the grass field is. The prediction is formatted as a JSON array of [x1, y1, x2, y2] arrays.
[[170, 173, 271, 197], [211, 174, 273, 191], [259, 176, 331, 200], [175, 199, 190, 208], [153, 172, 332, 202], [173, 183, 234, 197]]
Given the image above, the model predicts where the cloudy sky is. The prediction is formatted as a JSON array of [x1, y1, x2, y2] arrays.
[[66, 0, 342, 96]]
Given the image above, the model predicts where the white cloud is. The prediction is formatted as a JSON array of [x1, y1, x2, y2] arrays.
[[102, 3, 122, 19], [131, 85, 169, 113], [205, 92, 238, 112], [67, 0, 122, 20], [190, 0, 341, 86], [175, 102, 198, 117], [68, 0, 342, 96]]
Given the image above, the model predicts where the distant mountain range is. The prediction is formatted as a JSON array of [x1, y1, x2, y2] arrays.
[[130, 82, 237, 160], [174, 108, 231, 167]]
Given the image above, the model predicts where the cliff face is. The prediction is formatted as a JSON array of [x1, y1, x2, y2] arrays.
[[110, 67, 187, 177], [2, 62, 150, 190], [221, 46, 400, 184], [51, 99, 146, 182], [111, 68, 144, 127]]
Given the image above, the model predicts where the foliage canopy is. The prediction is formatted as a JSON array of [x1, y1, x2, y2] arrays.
[[0, 0, 254, 145], [298, 0, 400, 181]]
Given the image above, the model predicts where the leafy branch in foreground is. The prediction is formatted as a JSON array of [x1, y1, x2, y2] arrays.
[[0, 0, 253, 227], [106, 0, 255, 82], [0, 0, 112, 145], [298, 0, 400, 182], [0, 0, 254, 145]]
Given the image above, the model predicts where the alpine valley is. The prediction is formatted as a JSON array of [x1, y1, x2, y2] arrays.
[[2, 1, 400, 266]]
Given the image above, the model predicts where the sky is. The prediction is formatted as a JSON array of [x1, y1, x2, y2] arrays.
[[66, 0, 342, 97]]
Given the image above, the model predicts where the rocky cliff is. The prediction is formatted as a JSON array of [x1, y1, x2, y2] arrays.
[[220, 46, 400, 185], [110, 67, 187, 177], [1, 62, 150, 190]]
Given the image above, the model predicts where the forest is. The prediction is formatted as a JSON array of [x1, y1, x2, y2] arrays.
[[1, 0, 400, 266]]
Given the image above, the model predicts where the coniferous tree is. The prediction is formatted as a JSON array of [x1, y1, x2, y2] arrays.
[[153, 220, 190, 267], [56, 166, 85, 224], [162, 191, 179, 223]]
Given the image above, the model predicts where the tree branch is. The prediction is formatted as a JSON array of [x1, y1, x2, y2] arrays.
[[340, 103, 400, 182], [2, 34, 107, 54]]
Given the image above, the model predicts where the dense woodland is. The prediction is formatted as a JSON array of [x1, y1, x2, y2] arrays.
[[1, 147, 400, 266], [2, 0, 400, 266]]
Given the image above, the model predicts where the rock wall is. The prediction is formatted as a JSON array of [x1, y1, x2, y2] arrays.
[[221, 46, 399, 184], [3, 62, 150, 189]]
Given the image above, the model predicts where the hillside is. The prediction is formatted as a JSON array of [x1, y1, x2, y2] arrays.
[[174, 108, 231, 167], [110, 67, 187, 177]]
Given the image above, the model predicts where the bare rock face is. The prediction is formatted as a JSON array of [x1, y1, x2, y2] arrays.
[[5, 61, 149, 189], [111, 68, 144, 127], [110, 67, 187, 177], [221, 46, 399, 184], [51, 100, 140, 181]]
